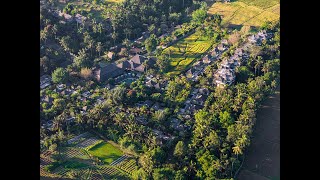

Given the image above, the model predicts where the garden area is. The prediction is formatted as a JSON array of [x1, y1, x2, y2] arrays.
[[162, 32, 212, 76], [208, 0, 279, 27], [40, 133, 132, 179], [88, 141, 124, 164]]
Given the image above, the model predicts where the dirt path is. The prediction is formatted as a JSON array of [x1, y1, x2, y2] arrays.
[[237, 86, 280, 180]]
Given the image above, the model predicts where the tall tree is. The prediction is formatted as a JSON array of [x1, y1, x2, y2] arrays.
[[145, 34, 158, 54], [59, 36, 72, 52], [174, 141, 186, 158], [96, 42, 103, 57], [191, 8, 207, 25], [111, 31, 118, 46], [254, 56, 263, 75], [74, 48, 90, 69], [52, 67, 69, 84]]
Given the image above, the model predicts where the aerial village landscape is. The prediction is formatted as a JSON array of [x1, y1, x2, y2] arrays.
[[40, 0, 280, 179]]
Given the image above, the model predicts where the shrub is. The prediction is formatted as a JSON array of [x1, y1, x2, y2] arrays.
[[80, 68, 92, 80]]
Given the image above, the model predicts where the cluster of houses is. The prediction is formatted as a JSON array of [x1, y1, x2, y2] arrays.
[[214, 47, 248, 86], [51, 10, 87, 25], [93, 54, 156, 82], [145, 75, 169, 91], [170, 118, 189, 133], [178, 88, 210, 117], [185, 39, 228, 81], [248, 30, 269, 45], [40, 75, 52, 89], [152, 129, 175, 145], [214, 30, 270, 86], [136, 100, 164, 111], [40, 81, 110, 130]]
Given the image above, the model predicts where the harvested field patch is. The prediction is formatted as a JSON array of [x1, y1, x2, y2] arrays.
[[208, 1, 279, 27], [238, 0, 280, 9]]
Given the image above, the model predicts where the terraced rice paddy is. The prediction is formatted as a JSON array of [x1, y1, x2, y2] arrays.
[[163, 33, 212, 76], [99, 166, 129, 179], [116, 158, 138, 174], [208, 0, 279, 27], [61, 147, 89, 160], [75, 136, 101, 149]]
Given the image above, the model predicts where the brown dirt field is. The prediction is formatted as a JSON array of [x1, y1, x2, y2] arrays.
[[238, 86, 280, 180]]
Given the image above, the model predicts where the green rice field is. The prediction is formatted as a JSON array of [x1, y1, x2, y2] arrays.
[[163, 32, 212, 76]]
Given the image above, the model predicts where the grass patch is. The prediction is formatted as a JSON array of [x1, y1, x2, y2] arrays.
[[208, 1, 279, 27], [88, 142, 123, 164], [63, 160, 89, 169], [163, 32, 212, 76]]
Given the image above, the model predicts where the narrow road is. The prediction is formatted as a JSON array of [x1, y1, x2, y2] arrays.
[[238, 86, 280, 180]]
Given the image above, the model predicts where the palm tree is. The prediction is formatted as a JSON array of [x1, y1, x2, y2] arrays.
[[59, 36, 71, 52], [254, 56, 263, 76], [133, 28, 140, 39], [142, 59, 149, 73], [96, 42, 103, 57], [239, 134, 249, 147], [52, 113, 66, 132], [86, 112, 95, 129], [77, 25, 84, 34], [125, 123, 137, 140], [93, 105, 104, 119], [262, 61, 271, 74], [75, 114, 84, 128], [107, 128, 119, 142], [122, 38, 131, 49], [124, 28, 131, 39], [148, 24, 156, 34], [271, 80, 277, 89], [111, 31, 118, 46], [40, 30, 48, 43], [230, 157, 237, 177], [88, 40, 95, 57], [167, 49, 172, 59], [51, 24, 58, 39], [232, 144, 242, 158], [114, 112, 125, 127], [97, 23, 103, 35], [185, 7, 190, 16]]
